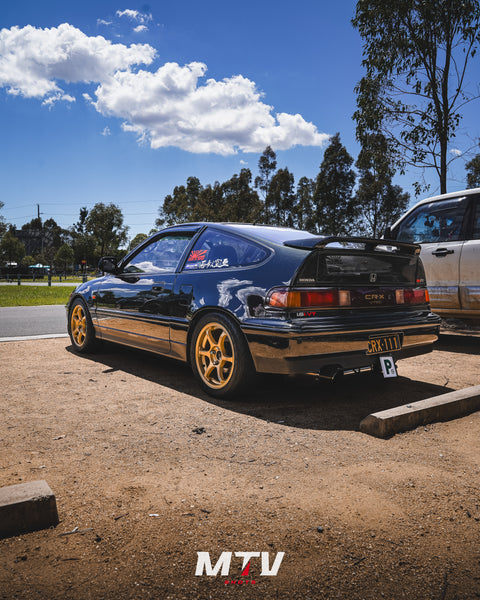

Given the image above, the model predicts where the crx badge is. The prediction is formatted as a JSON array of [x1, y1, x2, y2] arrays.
[[369, 272, 377, 283]]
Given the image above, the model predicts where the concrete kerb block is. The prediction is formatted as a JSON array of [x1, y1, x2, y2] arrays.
[[0, 480, 59, 539], [360, 384, 480, 439]]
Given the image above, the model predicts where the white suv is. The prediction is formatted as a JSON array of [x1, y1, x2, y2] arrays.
[[387, 187, 480, 322]]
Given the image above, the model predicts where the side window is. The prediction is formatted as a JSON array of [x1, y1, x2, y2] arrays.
[[124, 234, 192, 273], [183, 230, 269, 271], [473, 200, 480, 240], [396, 197, 468, 243]]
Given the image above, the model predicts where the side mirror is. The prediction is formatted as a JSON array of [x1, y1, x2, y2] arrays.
[[382, 226, 393, 240], [98, 256, 118, 274]]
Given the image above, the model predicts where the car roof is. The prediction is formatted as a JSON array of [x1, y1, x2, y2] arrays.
[[408, 187, 479, 208], [167, 222, 317, 245]]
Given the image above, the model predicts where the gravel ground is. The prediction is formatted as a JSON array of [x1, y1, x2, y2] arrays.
[[0, 336, 479, 600]]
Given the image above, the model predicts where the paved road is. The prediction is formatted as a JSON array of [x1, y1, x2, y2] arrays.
[[0, 305, 67, 340], [0, 281, 79, 286]]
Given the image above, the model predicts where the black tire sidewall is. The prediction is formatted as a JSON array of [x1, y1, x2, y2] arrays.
[[68, 298, 97, 353]]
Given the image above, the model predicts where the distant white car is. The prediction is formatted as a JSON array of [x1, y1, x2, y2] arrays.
[[387, 187, 480, 322]]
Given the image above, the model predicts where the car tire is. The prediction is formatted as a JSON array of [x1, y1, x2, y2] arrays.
[[190, 312, 255, 399], [68, 298, 98, 353]]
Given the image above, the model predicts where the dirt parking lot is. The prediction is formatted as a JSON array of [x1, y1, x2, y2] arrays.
[[0, 336, 479, 600]]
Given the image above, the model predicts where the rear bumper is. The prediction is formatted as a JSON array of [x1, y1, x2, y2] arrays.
[[242, 313, 440, 375]]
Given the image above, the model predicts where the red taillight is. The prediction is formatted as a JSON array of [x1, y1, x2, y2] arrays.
[[267, 288, 351, 308], [404, 288, 429, 304], [396, 288, 429, 305]]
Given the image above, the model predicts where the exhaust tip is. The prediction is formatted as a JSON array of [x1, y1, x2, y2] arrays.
[[317, 365, 344, 383]]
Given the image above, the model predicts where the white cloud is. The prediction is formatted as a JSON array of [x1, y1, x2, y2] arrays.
[[134, 25, 148, 33], [101, 126, 111, 136], [97, 19, 112, 26], [116, 9, 152, 24], [0, 23, 156, 101], [450, 148, 463, 156], [93, 63, 329, 154], [42, 91, 75, 107], [0, 23, 329, 155]]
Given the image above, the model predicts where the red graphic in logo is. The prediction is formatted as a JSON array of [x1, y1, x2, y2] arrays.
[[241, 562, 251, 577], [188, 249, 207, 262]]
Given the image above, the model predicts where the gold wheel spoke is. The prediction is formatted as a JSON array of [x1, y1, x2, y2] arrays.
[[205, 328, 217, 348], [218, 362, 231, 383], [215, 365, 227, 383], [218, 331, 228, 353], [204, 363, 216, 380]]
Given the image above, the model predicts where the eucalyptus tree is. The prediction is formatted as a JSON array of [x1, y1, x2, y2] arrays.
[[268, 167, 296, 227], [85, 203, 128, 259], [220, 169, 263, 223], [355, 133, 410, 237], [313, 133, 357, 235], [255, 145, 277, 223], [157, 177, 202, 227], [353, 0, 480, 194], [294, 176, 316, 231], [466, 152, 480, 188], [0, 230, 25, 264]]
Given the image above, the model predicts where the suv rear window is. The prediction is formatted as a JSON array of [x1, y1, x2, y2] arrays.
[[296, 251, 423, 286]]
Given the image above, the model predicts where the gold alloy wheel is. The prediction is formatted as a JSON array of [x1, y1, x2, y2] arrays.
[[195, 322, 235, 389], [71, 304, 87, 348]]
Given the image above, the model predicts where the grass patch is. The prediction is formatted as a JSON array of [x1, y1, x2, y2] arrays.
[[0, 285, 76, 307]]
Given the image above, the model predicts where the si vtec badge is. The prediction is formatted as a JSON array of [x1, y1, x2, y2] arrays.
[[195, 551, 285, 582]]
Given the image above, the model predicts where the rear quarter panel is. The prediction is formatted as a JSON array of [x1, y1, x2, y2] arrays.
[[459, 239, 480, 314], [176, 245, 307, 322]]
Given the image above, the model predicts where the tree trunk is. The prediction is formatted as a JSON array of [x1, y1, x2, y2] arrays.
[[440, 135, 448, 195]]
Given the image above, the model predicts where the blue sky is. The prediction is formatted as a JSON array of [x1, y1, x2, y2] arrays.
[[1, 1, 478, 243]]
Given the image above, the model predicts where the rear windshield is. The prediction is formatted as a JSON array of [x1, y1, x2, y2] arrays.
[[295, 251, 423, 286]]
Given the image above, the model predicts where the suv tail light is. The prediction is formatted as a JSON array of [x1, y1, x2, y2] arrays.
[[266, 287, 429, 309]]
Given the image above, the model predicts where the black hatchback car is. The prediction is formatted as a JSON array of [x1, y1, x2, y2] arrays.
[[67, 223, 440, 397]]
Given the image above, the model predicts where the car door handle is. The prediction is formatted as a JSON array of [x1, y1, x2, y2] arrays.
[[432, 248, 454, 257]]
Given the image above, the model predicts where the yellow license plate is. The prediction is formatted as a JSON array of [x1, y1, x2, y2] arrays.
[[367, 334, 402, 355]]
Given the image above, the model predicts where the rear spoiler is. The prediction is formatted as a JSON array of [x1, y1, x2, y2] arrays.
[[283, 236, 421, 256]]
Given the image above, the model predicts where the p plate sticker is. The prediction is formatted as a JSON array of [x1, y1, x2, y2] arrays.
[[379, 356, 397, 378]]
